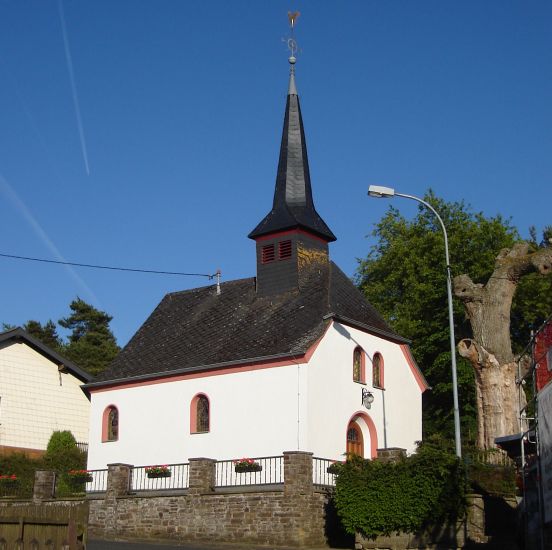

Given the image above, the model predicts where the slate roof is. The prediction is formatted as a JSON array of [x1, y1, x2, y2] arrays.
[[0, 327, 94, 383], [91, 262, 408, 385], [248, 68, 336, 242]]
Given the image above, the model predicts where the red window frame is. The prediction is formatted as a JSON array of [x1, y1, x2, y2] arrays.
[[102, 405, 119, 442], [372, 352, 384, 389], [190, 393, 210, 434], [353, 347, 366, 384]]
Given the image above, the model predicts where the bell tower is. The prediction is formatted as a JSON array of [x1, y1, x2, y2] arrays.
[[248, 23, 335, 296]]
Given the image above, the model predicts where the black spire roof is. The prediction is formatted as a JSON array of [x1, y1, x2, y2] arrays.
[[248, 62, 336, 242]]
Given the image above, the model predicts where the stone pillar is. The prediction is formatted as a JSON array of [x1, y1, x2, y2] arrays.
[[188, 457, 215, 494], [376, 447, 406, 463], [283, 451, 313, 495], [282, 452, 326, 547], [106, 463, 132, 498], [33, 470, 56, 501], [466, 493, 487, 544]]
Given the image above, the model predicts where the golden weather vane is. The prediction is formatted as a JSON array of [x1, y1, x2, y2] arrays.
[[286, 11, 300, 59], [288, 11, 300, 28]]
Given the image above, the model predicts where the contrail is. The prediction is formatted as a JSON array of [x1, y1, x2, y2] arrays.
[[57, 0, 90, 176], [0, 174, 99, 305]]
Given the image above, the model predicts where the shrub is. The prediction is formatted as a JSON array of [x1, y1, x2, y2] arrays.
[[43, 430, 87, 496], [45, 430, 77, 455], [334, 437, 465, 538], [0, 452, 38, 497]]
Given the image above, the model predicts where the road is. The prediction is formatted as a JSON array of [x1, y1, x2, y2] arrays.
[[88, 541, 339, 550]]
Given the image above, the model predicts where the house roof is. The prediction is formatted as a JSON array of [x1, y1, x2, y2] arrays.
[[90, 262, 409, 386], [0, 327, 94, 383], [248, 62, 336, 242]]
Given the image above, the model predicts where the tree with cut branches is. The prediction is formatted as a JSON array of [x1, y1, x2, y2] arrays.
[[453, 231, 552, 449], [357, 192, 551, 446]]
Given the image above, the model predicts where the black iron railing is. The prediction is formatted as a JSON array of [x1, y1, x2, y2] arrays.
[[215, 456, 283, 488], [84, 469, 108, 493], [312, 457, 337, 487], [131, 463, 189, 492]]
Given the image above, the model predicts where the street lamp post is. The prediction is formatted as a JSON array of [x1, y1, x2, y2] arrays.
[[367, 185, 462, 458]]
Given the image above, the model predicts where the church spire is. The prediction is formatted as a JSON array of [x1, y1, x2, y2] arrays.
[[248, 41, 336, 243]]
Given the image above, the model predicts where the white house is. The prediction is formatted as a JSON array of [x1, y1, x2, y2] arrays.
[[0, 327, 92, 457], [85, 57, 428, 470]]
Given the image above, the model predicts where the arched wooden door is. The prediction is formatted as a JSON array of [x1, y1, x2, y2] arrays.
[[346, 420, 364, 457]]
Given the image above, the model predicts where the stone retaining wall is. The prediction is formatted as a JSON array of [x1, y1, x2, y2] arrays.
[[0, 449, 492, 548], [88, 451, 329, 547]]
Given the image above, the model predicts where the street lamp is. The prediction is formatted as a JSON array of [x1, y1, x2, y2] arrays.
[[367, 185, 462, 458]]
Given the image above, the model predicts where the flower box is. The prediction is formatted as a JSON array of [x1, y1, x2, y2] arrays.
[[326, 462, 343, 475], [235, 464, 262, 473], [67, 470, 93, 483], [145, 465, 171, 479], [233, 458, 262, 473], [147, 471, 171, 479], [0, 475, 19, 489]]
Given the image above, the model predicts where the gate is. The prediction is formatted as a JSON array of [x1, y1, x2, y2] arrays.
[[0, 502, 88, 549]]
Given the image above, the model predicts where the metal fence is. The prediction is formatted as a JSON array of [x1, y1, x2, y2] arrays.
[[215, 456, 283, 488], [75, 441, 89, 454], [84, 469, 108, 493], [466, 448, 514, 467], [131, 463, 189, 492], [312, 457, 337, 487], [0, 477, 33, 499]]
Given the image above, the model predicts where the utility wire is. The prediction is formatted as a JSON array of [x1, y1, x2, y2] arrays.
[[0, 252, 215, 279]]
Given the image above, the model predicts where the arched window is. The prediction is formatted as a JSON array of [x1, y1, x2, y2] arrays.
[[102, 405, 119, 442], [372, 353, 384, 388], [353, 347, 365, 383], [190, 394, 210, 433]]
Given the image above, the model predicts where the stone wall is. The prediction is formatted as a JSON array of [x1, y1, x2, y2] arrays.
[[88, 452, 329, 547], [0, 450, 493, 548]]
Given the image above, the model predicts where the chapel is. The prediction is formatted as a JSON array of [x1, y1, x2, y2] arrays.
[[85, 50, 427, 470]]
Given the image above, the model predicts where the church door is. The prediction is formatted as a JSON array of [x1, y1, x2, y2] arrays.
[[346, 421, 364, 458]]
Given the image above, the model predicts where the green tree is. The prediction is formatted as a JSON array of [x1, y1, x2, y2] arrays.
[[356, 191, 551, 443], [24, 319, 64, 352], [59, 298, 120, 376]]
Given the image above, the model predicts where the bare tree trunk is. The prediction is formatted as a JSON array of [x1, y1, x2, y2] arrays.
[[453, 243, 552, 449]]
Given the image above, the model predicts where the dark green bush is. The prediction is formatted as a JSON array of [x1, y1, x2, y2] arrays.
[[0, 431, 87, 498], [334, 437, 465, 538], [0, 452, 38, 497], [43, 431, 86, 496], [468, 462, 516, 496], [45, 430, 77, 455]]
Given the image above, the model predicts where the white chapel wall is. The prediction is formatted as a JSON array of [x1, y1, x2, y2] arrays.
[[0, 341, 90, 450], [306, 321, 423, 460], [87, 363, 307, 470]]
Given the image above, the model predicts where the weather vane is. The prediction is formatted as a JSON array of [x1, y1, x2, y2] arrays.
[[286, 11, 300, 62]]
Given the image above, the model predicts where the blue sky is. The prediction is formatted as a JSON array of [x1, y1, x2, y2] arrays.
[[0, 1, 550, 346]]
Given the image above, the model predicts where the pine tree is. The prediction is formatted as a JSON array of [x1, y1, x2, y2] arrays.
[[59, 298, 120, 377]]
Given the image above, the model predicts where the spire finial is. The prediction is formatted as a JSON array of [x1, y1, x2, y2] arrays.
[[287, 11, 300, 64], [286, 11, 300, 95]]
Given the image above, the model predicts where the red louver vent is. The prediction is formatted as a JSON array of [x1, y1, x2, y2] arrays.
[[261, 244, 275, 263], [279, 240, 292, 260]]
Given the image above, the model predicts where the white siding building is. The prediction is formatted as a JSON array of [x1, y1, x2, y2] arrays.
[[0, 328, 92, 456]]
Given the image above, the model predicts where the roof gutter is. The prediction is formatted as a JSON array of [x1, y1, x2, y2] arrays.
[[83, 350, 310, 391]]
